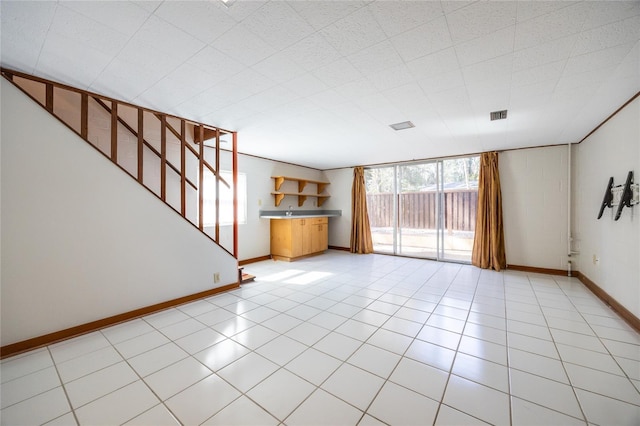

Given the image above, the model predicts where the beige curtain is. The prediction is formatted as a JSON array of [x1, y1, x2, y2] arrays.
[[350, 166, 374, 254], [472, 152, 507, 271]]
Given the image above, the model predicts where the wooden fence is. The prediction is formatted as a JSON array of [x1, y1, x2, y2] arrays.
[[367, 190, 477, 232]]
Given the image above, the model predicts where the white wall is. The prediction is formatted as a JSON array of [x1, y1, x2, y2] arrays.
[[1, 79, 238, 346], [324, 168, 354, 249], [207, 149, 330, 261], [500, 146, 569, 270], [573, 96, 640, 318]]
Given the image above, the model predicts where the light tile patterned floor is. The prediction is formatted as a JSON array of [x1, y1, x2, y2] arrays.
[[2, 251, 640, 425]]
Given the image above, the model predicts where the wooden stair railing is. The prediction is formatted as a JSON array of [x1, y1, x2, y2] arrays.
[[1, 68, 238, 258]]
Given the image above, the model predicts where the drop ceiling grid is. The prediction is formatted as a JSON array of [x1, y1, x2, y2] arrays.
[[1, 0, 638, 169]]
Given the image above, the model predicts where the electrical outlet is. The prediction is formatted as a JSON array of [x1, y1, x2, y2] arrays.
[[258, 199, 262, 206], [214, 273, 220, 283]]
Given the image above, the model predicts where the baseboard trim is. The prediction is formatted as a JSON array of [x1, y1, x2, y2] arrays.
[[507, 264, 640, 333], [328, 245, 350, 252], [0, 282, 239, 359], [575, 272, 640, 334], [507, 264, 573, 277], [239, 255, 272, 266]]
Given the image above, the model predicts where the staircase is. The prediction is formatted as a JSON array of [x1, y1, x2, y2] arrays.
[[1, 68, 239, 258]]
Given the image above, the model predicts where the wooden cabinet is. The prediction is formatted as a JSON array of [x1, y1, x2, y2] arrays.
[[271, 217, 329, 261], [271, 176, 330, 207]]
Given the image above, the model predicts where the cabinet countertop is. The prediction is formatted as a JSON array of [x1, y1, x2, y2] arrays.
[[261, 214, 339, 219], [260, 209, 341, 219]]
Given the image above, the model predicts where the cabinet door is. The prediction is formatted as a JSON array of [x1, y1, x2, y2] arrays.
[[309, 218, 328, 253], [290, 218, 305, 257], [271, 220, 293, 257]]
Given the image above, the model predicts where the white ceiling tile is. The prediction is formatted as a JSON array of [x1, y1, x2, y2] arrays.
[[313, 58, 362, 88], [252, 52, 306, 84], [135, 75, 202, 112], [608, 40, 640, 82], [131, 1, 161, 13], [50, 5, 130, 56], [461, 55, 513, 85], [153, 1, 237, 44], [223, 69, 276, 97], [512, 34, 577, 72], [455, 26, 515, 67], [289, 0, 365, 31], [235, 85, 299, 113], [307, 89, 349, 109], [142, 19, 203, 60], [219, 0, 268, 22], [175, 84, 243, 118], [91, 58, 166, 103], [36, 32, 111, 89], [555, 67, 614, 97], [391, 16, 452, 62], [282, 33, 341, 72], [515, 1, 578, 23], [428, 86, 470, 115], [564, 42, 636, 77], [406, 48, 460, 79], [210, 23, 276, 66], [347, 40, 403, 74], [335, 78, 379, 99], [319, 7, 387, 55], [0, 1, 57, 72], [583, 1, 640, 30], [383, 83, 435, 116], [417, 69, 465, 95], [514, 2, 590, 51], [368, 0, 444, 38], [268, 98, 322, 120], [186, 46, 246, 86], [281, 73, 330, 98], [446, 1, 517, 44], [571, 15, 640, 56], [159, 63, 220, 96], [353, 93, 406, 125], [468, 90, 510, 116], [511, 60, 565, 88], [510, 80, 555, 107], [367, 64, 415, 91], [59, 0, 150, 37], [242, 1, 314, 50]]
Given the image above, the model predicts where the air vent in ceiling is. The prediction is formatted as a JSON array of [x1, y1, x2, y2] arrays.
[[490, 110, 508, 121], [389, 121, 415, 131]]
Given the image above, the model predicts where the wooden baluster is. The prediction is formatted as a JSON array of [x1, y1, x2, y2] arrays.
[[215, 129, 220, 243], [137, 109, 143, 184], [81, 93, 88, 139], [232, 131, 238, 258], [45, 83, 53, 113], [160, 115, 167, 201], [198, 125, 204, 231], [180, 120, 186, 217], [111, 101, 117, 162]]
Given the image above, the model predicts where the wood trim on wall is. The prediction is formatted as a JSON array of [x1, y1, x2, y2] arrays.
[[0, 282, 239, 360], [507, 264, 573, 277], [508, 265, 640, 333], [239, 255, 272, 266], [328, 245, 351, 252], [575, 272, 640, 334]]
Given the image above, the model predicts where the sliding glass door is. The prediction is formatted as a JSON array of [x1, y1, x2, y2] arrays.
[[365, 156, 479, 262], [398, 162, 438, 258]]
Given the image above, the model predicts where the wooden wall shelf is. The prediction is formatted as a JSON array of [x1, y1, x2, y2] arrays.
[[271, 176, 330, 207]]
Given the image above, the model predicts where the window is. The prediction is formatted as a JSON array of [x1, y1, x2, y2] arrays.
[[203, 171, 247, 227]]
